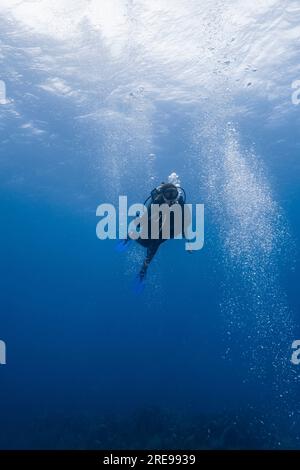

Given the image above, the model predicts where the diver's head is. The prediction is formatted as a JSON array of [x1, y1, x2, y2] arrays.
[[160, 183, 179, 204]]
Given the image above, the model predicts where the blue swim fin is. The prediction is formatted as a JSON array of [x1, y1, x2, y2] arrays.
[[133, 274, 146, 295], [115, 239, 131, 253]]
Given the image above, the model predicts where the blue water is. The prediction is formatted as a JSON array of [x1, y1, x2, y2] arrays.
[[0, 1, 300, 449]]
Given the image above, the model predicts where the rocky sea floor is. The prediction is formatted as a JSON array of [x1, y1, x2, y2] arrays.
[[1, 407, 299, 450]]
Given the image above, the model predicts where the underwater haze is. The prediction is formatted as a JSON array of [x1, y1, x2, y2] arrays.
[[0, 0, 300, 449]]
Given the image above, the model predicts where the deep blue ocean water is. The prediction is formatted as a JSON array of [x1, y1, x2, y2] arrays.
[[0, 1, 300, 449]]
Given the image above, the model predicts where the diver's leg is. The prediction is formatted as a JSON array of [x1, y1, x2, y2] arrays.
[[139, 241, 160, 280]]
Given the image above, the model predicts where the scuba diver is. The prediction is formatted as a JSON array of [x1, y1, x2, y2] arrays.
[[117, 174, 190, 290]]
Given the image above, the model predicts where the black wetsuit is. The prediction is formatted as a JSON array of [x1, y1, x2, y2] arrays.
[[135, 194, 187, 279]]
